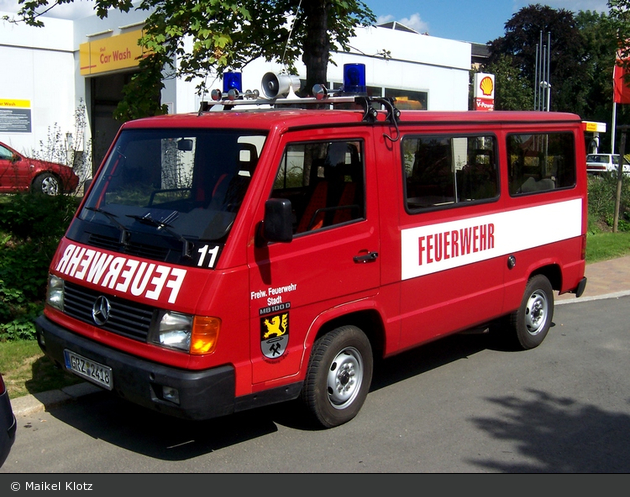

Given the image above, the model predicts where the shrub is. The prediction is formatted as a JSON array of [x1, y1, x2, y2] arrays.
[[587, 174, 630, 233], [0, 193, 80, 340]]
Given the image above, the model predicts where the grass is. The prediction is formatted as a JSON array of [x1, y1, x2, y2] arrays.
[[586, 231, 630, 263], [0, 339, 81, 399], [1, 230, 629, 401]]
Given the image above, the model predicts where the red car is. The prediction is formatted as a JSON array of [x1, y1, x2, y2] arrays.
[[0, 141, 79, 195]]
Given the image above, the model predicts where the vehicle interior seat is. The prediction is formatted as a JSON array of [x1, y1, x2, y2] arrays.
[[297, 142, 354, 233]]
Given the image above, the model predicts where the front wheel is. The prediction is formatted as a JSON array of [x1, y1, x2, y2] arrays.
[[508, 274, 554, 350], [301, 326, 373, 428]]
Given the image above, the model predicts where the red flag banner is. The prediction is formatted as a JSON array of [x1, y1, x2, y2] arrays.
[[614, 54, 630, 104]]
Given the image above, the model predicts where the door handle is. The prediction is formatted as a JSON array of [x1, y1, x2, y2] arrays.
[[353, 251, 378, 264]]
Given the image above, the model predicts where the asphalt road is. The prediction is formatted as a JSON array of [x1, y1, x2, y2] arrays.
[[1, 296, 629, 474]]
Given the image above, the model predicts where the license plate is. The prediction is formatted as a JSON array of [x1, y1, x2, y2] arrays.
[[63, 350, 113, 390]]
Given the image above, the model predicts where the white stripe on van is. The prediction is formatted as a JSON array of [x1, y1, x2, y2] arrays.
[[401, 198, 583, 280]]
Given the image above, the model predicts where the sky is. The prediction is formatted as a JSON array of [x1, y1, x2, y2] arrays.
[[0, 0, 613, 45], [363, 0, 610, 44]]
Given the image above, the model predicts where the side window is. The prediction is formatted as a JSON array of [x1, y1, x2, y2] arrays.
[[403, 134, 498, 211], [271, 140, 365, 234], [507, 132, 576, 195], [0, 145, 14, 160]]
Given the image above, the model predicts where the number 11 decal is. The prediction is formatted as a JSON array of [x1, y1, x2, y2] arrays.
[[197, 245, 221, 268]]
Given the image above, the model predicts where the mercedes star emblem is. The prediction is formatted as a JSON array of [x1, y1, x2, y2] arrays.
[[92, 295, 111, 326]]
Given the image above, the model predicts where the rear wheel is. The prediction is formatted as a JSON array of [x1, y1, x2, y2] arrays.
[[31, 172, 60, 196], [508, 274, 554, 350], [301, 326, 373, 428]]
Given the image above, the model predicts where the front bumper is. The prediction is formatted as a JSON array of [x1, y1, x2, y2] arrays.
[[34, 315, 236, 421]]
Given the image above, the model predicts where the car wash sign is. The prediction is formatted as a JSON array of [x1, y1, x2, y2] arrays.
[[80, 29, 145, 76], [474, 73, 495, 111], [0, 99, 31, 133]]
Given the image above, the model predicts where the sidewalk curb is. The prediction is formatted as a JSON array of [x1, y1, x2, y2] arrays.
[[556, 290, 630, 305], [11, 382, 102, 417]]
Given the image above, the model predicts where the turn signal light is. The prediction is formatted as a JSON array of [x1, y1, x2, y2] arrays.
[[190, 316, 221, 355]]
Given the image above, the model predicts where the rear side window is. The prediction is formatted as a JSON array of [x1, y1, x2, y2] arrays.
[[402, 134, 498, 211], [507, 132, 576, 195]]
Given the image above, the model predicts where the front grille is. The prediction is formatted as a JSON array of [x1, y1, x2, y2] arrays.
[[63, 281, 155, 342], [88, 233, 170, 261]]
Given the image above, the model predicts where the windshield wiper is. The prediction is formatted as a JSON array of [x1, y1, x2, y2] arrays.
[[126, 212, 193, 259], [85, 207, 130, 246]]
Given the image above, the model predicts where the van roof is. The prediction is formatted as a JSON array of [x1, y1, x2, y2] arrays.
[[122, 108, 582, 132]]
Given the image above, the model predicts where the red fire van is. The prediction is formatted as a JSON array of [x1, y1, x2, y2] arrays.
[[35, 70, 587, 428]]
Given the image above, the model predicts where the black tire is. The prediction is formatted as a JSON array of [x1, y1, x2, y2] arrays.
[[508, 274, 554, 350], [31, 172, 61, 196], [301, 325, 373, 428]]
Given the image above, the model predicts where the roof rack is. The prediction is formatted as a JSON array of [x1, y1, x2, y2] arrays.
[[201, 92, 399, 129], [201, 73, 398, 126], [197, 65, 402, 140]]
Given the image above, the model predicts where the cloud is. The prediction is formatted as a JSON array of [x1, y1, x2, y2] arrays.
[[44, 1, 97, 20], [0, 0, 96, 20], [377, 12, 430, 34], [376, 14, 395, 24]]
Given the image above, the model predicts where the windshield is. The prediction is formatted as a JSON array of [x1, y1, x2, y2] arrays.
[[587, 154, 630, 165], [76, 128, 266, 265]]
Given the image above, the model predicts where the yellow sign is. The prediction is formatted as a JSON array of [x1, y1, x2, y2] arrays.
[[0, 99, 31, 108], [583, 121, 606, 133], [80, 29, 145, 76]]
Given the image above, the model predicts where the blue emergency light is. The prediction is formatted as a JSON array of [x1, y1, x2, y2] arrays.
[[343, 63, 366, 95], [223, 72, 242, 93]]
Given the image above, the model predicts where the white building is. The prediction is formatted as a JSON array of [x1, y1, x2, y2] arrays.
[[0, 8, 472, 171]]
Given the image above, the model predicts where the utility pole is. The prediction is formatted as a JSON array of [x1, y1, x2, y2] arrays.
[[534, 31, 552, 111], [614, 125, 629, 233]]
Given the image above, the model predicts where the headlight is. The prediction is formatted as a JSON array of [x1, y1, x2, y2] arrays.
[[46, 274, 65, 311], [151, 311, 193, 352], [150, 311, 221, 354]]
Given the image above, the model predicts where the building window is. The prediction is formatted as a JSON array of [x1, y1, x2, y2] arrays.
[[385, 88, 428, 110]]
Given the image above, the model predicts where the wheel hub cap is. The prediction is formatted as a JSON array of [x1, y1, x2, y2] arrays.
[[327, 347, 363, 409], [525, 291, 547, 335]]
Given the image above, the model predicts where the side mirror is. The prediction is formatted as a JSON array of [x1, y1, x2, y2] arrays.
[[259, 198, 293, 244], [83, 178, 93, 193], [177, 139, 194, 151]]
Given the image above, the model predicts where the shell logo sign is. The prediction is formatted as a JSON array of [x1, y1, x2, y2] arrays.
[[474, 73, 495, 111], [479, 76, 493, 96]]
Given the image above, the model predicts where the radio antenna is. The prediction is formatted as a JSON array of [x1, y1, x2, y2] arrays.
[[281, 0, 303, 69], [198, 74, 219, 115]]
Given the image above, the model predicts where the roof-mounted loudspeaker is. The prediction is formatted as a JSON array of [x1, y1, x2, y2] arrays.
[[261, 73, 301, 99]]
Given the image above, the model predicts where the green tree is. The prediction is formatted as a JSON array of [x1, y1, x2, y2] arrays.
[[10, 0, 375, 120], [486, 4, 589, 114], [575, 10, 621, 152], [480, 54, 534, 110], [609, 0, 630, 60]]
